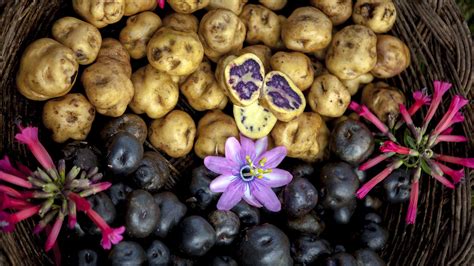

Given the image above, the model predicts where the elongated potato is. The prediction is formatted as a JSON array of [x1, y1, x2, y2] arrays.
[[124, 0, 157, 16], [239, 4, 281, 48], [119, 12, 162, 59], [72, 0, 125, 28]]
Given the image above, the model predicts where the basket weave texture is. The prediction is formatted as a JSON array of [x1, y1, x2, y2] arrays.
[[0, 0, 472, 265]]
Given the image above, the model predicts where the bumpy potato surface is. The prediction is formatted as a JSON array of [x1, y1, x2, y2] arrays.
[[72, 0, 125, 28], [119, 11, 162, 59]]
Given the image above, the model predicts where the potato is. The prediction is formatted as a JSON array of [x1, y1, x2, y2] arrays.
[[119, 12, 162, 59], [198, 9, 246, 62], [353, 0, 397, 33], [281, 7, 332, 53], [313, 47, 328, 61], [270, 52, 314, 91], [371, 35, 410, 78], [239, 4, 281, 48], [362, 82, 406, 127], [100, 113, 148, 144], [311, 59, 329, 77], [215, 54, 237, 96], [16, 38, 78, 101], [167, 0, 210, 14], [149, 110, 196, 158], [124, 0, 157, 16], [147, 27, 204, 76], [181, 61, 228, 111], [326, 25, 377, 80], [130, 65, 179, 119], [162, 13, 199, 32], [51, 17, 102, 65], [237, 45, 272, 72], [310, 0, 352, 25], [72, 0, 125, 28], [97, 38, 133, 77], [208, 0, 247, 15], [271, 112, 329, 162], [43, 93, 95, 143], [307, 74, 351, 117], [194, 110, 239, 158], [341, 73, 374, 96], [259, 0, 287, 11]]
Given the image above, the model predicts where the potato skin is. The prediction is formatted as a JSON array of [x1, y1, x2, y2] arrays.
[[162, 13, 199, 32], [130, 65, 179, 119], [100, 114, 148, 144], [258, 0, 287, 11], [167, 0, 210, 14], [17, 38, 78, 101], [307, 74, 351, 117], [194, 110, 239, 158], [239, 4, 281, 49], [237, 45, 272, 73], [119, 11, 162, 59], [52, 17, 102, 65], [124, 0, 157, 16], [271, 112, 329, 162], [72, 0, 125, 28], [353, 0, 397, 33], [147, 27, 204, 76], [97, 38, 133, 77], [270, 51, 314, 91], [149, 110, 196, 158], [281, 7, 333, 53], [371, 35, 410, 78], [310, 0, 352, 25], [326, 25, 377, 80], [362, 82, 406, 127], [181, 61, 228, 111], [208, 0, 247, 14], [43, 93, 95, 143], [341, 73, 374, 96]]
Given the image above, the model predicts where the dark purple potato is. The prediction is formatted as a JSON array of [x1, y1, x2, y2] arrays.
[[330, 119, 374, 165], [188, 166, 219, 210], [109, 241, 146, 266], [106, 132, 143, 177], [383, 169, 411, 203], [84, 192, 116, 235], [132, 151, 171, 192], [231, 201, 261, 227], [147, 240, 170, 266], [62, 141, 101, 172], [281, 177, 318, 218], [101, 113, 148, 144], [177, 216, 216, 257], [153, 192, 187, 238], [210, 256, 238, 266], [320, 162, 359, 212], [208, 210, 240, 246], [353, 249, 386, 266], [289, 162, 315, 179], [354, 167, 366, 183], [325, 252, 357, 266], [364, 213, 382, 224], [287, 211, 325, 235], [291, 235, 332, 265], [170, 254, 194, 266], [359, 222, 388, 251], [77, 249, 98, 266], [126, 190, 160, 238], [238, 224, 292, 266], [332, 201, 357, 224], [107, 182, 133, 206]]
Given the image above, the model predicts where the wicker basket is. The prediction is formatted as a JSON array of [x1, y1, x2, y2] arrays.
[[0, 0, 472, 265]]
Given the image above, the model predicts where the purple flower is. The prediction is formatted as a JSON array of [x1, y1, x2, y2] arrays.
[[204, 135, 292, 212]]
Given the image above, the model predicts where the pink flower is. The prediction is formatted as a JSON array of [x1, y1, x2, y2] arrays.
[[0, 171, 32, 189], [359, 153, 395, 171], [434, 135, 468, 145], [0, 156, 28, 179], [399, 104, 419, 139], [0, 192, 31, 210], [349, 102, 390, 136], [429, 173, 455, 189], [15, 126, 54, 170], [0, 185, 23, 198], [45, 214, 64, 252], [432, 95, 469, 136], [68, 200, 77, 229], [434, 161, 464, 184], [433, 154, 474, 168], [422, 81, 451, 130], [408, 90, 431, 116], [45, 226, 62, 266], [380, 141, 418, 156], [78, 182, 112, 197], [406, 180, 419, 224], [356, 160, 403, 199], [157, 0, 165, 9], [204, 135, 292, 212], [0, 205, 40, 232]]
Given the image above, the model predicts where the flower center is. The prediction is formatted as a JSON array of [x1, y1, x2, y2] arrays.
[[240, 165, 254, 182], [239, 155, 273, 182], [423, 149, 433, 158]]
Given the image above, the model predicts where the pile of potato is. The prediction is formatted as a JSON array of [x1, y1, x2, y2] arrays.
[[16, 0, 410, 162]]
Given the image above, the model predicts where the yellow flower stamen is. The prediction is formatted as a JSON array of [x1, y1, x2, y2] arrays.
[[259, 157, 267, 167]]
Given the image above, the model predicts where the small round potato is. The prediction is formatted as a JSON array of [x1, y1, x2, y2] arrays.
[[162, 13, 199, 32], [271, 112, 329, 162], [371, 35, 410, 78], [307, 74, 351, 117], [198, 9, 246, 62], [147, 27, 204, 76], [167, 0, 210, 14], [237, 45, 272, 72], [181, 61, 228, 111], [130, 65, 179, 119], [270, 51, 314, 91], [258, 0, 287, 11], [208, 0, 247, 15], [72, 0, 125, 28], [52, 17, 102, 65], [124, 0, 157, 16], [97, 38, 133, 77], [341, 73, 374, 96], [43, 93, 95, 143], [362, 82, 406, 127], [353, 0, 397, 33], [17, 38, 78, 101], [119, 11, 162, 59], [326, 25, 377, 80], [310, 0, 352, 25], [239, 4, 281, 48], [194, 110, 239, 158], [281, 7, 333, 53], [100, 113, 148, 144], [149, 110, 196, 158]]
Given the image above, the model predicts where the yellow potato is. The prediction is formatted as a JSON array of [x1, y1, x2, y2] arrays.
[[237, 45, 272, 72], [258, 0, 287, 11], [353, 0, 397, 33], [371, 35, 411, 78], [307, 74, 351, 117], [167, 0, 210, 13], [162, 13, 199, 32], [270, 51, 314, 91], [124, 0, 157, 16], [310, 0, 352, 25], [362, 82, 406, 127], [239, 4, 281, 48], [341, 73, 374, 96], [208, 0, 248, 14], [72, 0, 125, 28], [119, 11, 162, 59]]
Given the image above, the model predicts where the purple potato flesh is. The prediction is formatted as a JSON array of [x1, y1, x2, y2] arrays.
[[266, 74, 302, 110], [228, 59, 263, 100]]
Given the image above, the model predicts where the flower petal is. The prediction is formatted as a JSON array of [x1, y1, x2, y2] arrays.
[[204, 156, 239, 175], [251, 180, 281, 212], [262, 168, 292, 188], [240, 134, 256, 161], [254, 137, 268, 158], [243, 183, 263, 207], [210, 174, 238, 193], [216, 181, 244, 210], [225, 137, 242, 164], [258, 146, 287, 168]]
